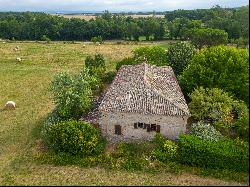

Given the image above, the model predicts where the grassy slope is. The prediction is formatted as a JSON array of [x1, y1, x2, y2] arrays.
[[0, 41, 248, 186]]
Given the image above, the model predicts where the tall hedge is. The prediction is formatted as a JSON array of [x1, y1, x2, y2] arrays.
[[178, 135, 249, 172]]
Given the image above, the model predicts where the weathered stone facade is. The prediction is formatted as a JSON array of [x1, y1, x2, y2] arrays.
[[97, 63, 191, 142], [100, 111, 188, 142]]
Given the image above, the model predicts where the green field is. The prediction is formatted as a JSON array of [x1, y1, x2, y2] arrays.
[[0, 41, 248, 186]]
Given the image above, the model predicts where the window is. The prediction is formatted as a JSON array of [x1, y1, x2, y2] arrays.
[[151, 124, 156, 131], [134, 122, 159, 133], [134, 122, 144, 128], [115, 125, 121, 135], [138, 123, 144, 128]]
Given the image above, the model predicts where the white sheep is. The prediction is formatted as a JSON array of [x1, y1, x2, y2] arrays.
[[16, 57, 22, 62], [4, 101, 16, 110]]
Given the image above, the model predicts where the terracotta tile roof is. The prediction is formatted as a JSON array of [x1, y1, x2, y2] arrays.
[[99, 63, 191, 116]]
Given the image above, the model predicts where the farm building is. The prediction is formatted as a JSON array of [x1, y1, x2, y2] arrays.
[[97, 63, 191, 142]]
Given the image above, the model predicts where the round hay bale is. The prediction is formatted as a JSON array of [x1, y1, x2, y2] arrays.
[[16, 57, 22, 62], [4, 101, 16, 110]]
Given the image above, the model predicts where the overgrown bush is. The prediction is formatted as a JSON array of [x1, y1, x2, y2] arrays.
[[133, 46, 168, 66], [233, 113, 249, 142], [152, 133, 166, 150], [91, 36, 103, 43], [188, 87, 234, 123], [190, 121, 224, 141], [188, 87, 249, 140], [41, 35, 51, 43], [50, 69, 97, 119], [85, 54, 106, 77], [116, 57, 136, 71], [179, 45, 249, 104], [46, 120, 106, 156], [167, 42, 196, 75], [43, 109, 64, 130], [116, 46, 169, 70], [151, 133, 178, 162], [178, 134, 249, 172], [103, 71, 117, 84]]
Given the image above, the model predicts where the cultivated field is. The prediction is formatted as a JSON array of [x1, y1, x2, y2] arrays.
[[0, 41, 248, 186], [52, 14, 165, 20]]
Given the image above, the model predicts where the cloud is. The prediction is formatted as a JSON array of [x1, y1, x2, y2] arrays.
[[0, 0, 248, 12]]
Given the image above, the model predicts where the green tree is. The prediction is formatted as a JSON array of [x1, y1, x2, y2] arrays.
[[188, 28, 228, 49], [133, 46, 169, 66], [167, 42, 196, 75], [85, 54, 106, 77], [50, 69, 97, 119], [179, 45, 249, 103], [189, 87, 234, 123], [125, 22, 142, 41]]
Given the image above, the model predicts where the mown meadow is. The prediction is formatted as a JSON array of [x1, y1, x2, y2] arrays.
[[0, 41, 248, 186]]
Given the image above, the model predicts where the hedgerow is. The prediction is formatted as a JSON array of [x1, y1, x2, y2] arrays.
[[178, 134, 249, 172]]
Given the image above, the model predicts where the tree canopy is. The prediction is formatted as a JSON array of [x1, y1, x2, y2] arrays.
[[179, 45, 249, 104]]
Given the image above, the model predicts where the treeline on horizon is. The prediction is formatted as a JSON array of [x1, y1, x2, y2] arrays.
[[0, 5, 248, 42]]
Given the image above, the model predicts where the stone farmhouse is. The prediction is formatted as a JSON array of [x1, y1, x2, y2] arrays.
[[97, 63, 191, 142]]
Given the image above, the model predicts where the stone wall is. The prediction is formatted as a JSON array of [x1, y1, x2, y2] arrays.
[[99, 111, 189, 142]]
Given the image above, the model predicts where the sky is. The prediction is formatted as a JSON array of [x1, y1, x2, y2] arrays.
[[0, 0, 248, 12]]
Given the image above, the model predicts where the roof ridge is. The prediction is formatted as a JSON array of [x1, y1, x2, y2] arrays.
[[143, 65, 190, 115]]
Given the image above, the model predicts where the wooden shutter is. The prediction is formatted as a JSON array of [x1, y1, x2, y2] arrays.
[[147, 124, 151, 132], [151, 124, 156, 131], [134, 123, 138, 129], [156, 125, 161, 133]]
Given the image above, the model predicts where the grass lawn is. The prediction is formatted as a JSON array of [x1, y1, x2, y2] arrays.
[[0, 40, 248, 186]]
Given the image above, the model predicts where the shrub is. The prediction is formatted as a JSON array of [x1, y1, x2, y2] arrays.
[[43, 109, 64, 130], [190, 121, 224, 141], [188, 87, 249, 140], [116, 46, 169, 70], [85, 54, 106, 76], [133, 46, 169, 66], [41, 35, 51, 43], [152, 133, 166, 150], [103, 71, 117, 84], [167, 42, 196, 75], [151, 133, 178, 162], [50, 69, 97, 119], [179, 45, 249, 104], [233, 113, 249, 142], [178, 134, 249, 172], [46, 120, 106, 156], [188, 87, 234, 123], [116, 57, 136, 71], [91, 36, 103, 43]]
